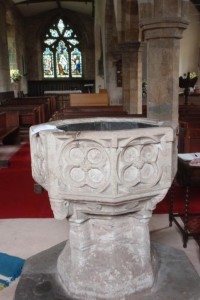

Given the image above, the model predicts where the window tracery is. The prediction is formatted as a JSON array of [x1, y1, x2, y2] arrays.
[[42, 18, 82, 79]]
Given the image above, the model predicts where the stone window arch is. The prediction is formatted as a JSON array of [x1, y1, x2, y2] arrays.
[[42, 18, 82, 79]]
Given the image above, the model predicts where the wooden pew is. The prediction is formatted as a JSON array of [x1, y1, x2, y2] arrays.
[[3, 96, 55, 122], [50, 105, 128, 121], [142, 104, 200, 153], [70, 93, 109, 106], [1, 101, 45, 124], [179, 104, 200, 122], [20, 96, 56, 120], [0, 106, 41, 126], [0, 111, 20, 145], [179, 121, 200, 153], [177, 105, 200, 153], [183, 127, 200, 153], [62, 105, 126, 116], [143, 104, 200, 121]]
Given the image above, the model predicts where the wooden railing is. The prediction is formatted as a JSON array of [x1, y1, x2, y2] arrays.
[[28, 80, 95, 96]]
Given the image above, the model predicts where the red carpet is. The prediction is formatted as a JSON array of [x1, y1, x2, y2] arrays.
[[154, 186, 200, 214], [0, 143, 53, 218], [0, 143, 199, 218]]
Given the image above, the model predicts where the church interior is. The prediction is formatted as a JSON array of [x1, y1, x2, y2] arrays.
[[0, 0, 200, 299]]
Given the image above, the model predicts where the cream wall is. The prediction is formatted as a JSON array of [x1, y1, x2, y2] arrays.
[[180, 1, 200, 87]]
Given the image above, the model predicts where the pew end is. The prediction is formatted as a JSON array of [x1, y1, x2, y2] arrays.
[[70, 93, 109, 107]]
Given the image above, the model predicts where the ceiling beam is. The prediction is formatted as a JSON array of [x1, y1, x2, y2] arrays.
[[15, 0, 93, 5]]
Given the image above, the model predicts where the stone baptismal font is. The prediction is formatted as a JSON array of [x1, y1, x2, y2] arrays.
[[29, 117, 177, 299]]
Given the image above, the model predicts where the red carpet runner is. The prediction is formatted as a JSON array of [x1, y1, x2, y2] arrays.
[[0, 143, 53, 218], [0, 143, 199, 218]]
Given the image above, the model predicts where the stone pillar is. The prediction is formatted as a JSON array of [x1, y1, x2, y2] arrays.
[[57, 206, 160, 299], [120, 42, 144, 114], [0, 1, 11, 91], [139, 1, 189, 122]]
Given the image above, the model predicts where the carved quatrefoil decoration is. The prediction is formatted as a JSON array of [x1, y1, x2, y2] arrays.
[[59, 140, 110, 192], [118, 142, 162, 188]]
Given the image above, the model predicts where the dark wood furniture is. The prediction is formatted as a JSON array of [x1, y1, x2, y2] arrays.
[[169, 156, 200, 248], [70, 93, 109, 106], [0, 111, 20, 145], [50, 105, 129, 121], [179, 93, 200, 105], [1, 96, 57, 123], [44, 90, 82, 110], [28, 80, 95, 97], [179, 122, 200, 153], [0, 106, 41, 126]]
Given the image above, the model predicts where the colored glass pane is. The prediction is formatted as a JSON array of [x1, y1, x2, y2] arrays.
[[68, 39, 79, 46], [44, 39, 56, 46], [56, 41, 69, 78], [71, 48, 82, 78], [64, 29, 73, 38], [57, 19, 65, 34], [43, 48, 54, 78], [50, 29, 59, 37]]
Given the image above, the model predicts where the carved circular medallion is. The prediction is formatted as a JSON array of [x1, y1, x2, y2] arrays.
[[118, 139, 162, 188], [59, 140, 110, 192]]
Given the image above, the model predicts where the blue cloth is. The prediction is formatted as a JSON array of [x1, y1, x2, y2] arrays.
[[0, 253, 25, 288]]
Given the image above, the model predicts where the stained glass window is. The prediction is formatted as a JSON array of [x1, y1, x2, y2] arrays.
[[42, 18, 82, 79], [71, 48, 82, 77], [43, 48, 54, 78]]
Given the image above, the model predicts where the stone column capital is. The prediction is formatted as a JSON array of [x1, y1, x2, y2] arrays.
[[140, 18, 188, 40]]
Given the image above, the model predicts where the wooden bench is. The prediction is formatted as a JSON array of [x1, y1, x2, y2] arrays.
[[184, 128, 200, 153], [178, 104, 200, 152], [70, 93, 109, 106], [50, 105, 128, 121], [62, 105, 126, 116], [50, 106, 149, 122], [141, 104, 200, 153], [3, 96, 55, 122], [0, 111, 20, 145], [1, 101, 45, 124], [0, 106, 41, 127], [179, 104, 200, 122], [20, 96, 56, 120], [179, 121, 200, 153]]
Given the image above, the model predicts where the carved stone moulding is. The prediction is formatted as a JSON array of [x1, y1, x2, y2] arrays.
[[29, 117, 177, 299], [30, 117, 176, 219]]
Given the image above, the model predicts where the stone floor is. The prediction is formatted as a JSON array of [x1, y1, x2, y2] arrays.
[[0, 215, 199, 300], [0, 144, 22, 167], [0, 127, 29, 167]]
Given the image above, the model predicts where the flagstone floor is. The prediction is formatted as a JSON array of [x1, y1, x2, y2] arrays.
[[0, 214, 199, 300]]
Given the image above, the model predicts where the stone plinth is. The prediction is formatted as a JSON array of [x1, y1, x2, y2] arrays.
[[29, 117, 177, 299], [14, 241, 200, 300]]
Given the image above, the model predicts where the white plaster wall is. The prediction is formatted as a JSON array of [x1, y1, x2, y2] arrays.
[[179, 2, 200, 86]]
